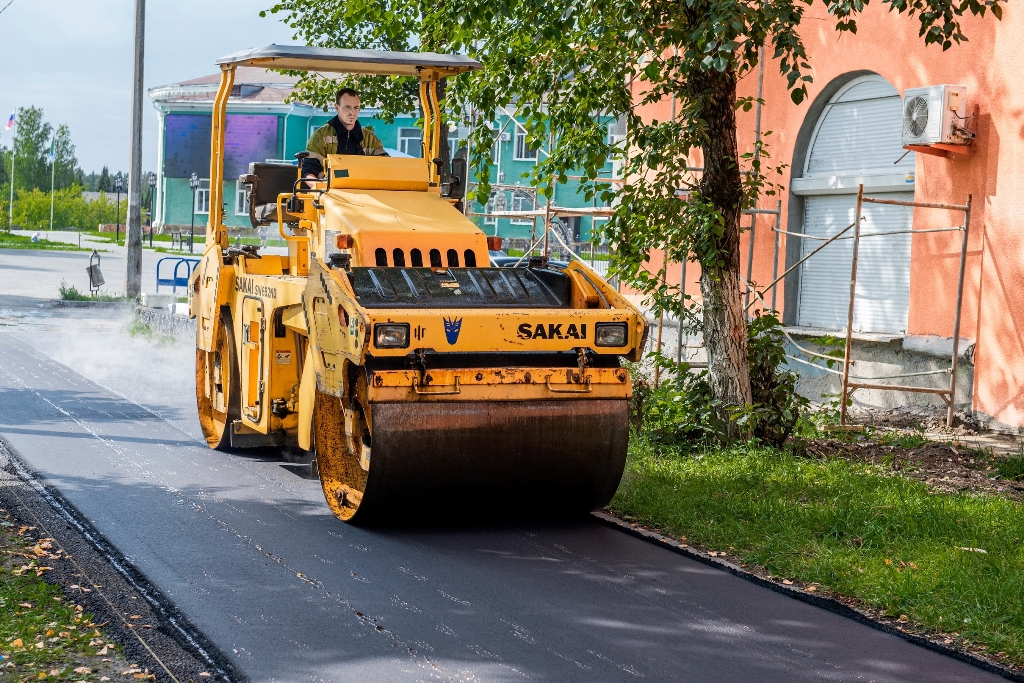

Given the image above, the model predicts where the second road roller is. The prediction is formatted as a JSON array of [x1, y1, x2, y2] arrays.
[[189, 45, 649, 522]]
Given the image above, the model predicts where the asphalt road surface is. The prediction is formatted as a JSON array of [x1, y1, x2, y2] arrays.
[[0, 285, 1006, 681]]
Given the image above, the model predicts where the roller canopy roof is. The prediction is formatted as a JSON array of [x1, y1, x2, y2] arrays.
[[216, 45, 481, 77]]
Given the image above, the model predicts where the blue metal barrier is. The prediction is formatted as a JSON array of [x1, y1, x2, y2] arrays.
[[156, 257, 200, 294]]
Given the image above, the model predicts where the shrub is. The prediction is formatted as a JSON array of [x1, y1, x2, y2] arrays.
[[631, 311, 806, 449]]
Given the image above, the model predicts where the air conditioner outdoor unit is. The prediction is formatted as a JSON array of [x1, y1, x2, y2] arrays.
[[902, 84, 970, 146], [499, 132, 512, 142]]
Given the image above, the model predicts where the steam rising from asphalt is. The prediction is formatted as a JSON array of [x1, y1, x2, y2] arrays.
[[1, 308, 202, 442]]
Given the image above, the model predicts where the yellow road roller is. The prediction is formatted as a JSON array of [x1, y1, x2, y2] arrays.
[[189, 45, 649, 522]]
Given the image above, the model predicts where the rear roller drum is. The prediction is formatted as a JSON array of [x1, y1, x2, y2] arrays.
[[196, 314, 240, 451]]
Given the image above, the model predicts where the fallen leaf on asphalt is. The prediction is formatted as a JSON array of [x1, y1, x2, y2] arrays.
[[74, 667, 91, 674], [19, 602, 32, 608], [100, 678, 110, 681], [37, 672, 46, 679], [10, 639, 23, 648], [958, 547, 987, 554], [34, 641, 45, 649], [807, 586, 818, 592], [45, 630, 54, 637], [129, 615, 141, 620], [96, 646, 109, 655], [782, 579, 793, 585], [49, 670, 59, 676], [198, 673, 210, 677], [899, 614, 909, 622]]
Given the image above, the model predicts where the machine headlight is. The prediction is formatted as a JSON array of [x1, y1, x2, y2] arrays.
[[595, 322, 627, 347], [374, 323, 410, 348]]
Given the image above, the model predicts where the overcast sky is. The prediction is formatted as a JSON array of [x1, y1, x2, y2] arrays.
[[0, 0, 299, 174]]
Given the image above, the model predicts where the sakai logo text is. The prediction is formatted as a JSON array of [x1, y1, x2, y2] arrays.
[[517, 323, 587, 340], [443, 317, 463, 345], [235, 276, 277, 299]]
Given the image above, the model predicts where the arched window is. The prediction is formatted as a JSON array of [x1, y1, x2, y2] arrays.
[[375, 248, 387, 267], [447, 249, 460, 267], [392, 248, 406, 267], [794, 74, 914, 334], [464, 250, 477, 267], [429, 249, 442, 268], [410, 248, 423, 267]]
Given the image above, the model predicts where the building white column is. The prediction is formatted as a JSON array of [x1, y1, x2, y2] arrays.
[[154, 108, 166, 227]]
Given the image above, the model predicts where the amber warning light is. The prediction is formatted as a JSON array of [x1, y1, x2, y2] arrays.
[[336, 234, 354, 249], [486, 236, 503, 251]]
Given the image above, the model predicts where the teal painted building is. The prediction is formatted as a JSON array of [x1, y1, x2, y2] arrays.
[[149, 68, 616, 242], [468, 111, 620, 244]]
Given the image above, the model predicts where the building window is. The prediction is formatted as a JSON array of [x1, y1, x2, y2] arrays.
[[399, 128, 422, 157], [447, 123, 461, 155], [510, 192, 535, 225], [514, 128, 539, 161], [235, 181, 249, 216], [489, 126, 503, 167], [483, 197, 497, 226], [194, 179, 210, 215]]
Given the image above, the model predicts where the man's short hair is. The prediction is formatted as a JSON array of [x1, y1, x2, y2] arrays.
[[336, 88, 359, 103]]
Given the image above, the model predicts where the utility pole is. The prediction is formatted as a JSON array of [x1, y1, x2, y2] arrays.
[[124, 0, 146, 298]]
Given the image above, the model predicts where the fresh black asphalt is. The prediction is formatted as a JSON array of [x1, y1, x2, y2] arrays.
[[0, 326, 1008, 682]]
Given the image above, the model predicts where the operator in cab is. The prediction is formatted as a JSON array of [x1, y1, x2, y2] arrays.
[[302, 88, 386, 180]]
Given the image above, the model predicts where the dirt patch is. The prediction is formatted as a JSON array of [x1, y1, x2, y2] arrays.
[[800, 437, 1024, 500]]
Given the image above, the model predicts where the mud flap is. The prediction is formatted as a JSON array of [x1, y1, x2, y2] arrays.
[[302, 259, 365, 397]]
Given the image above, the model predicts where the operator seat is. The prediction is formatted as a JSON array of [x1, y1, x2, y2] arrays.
[[239, 162, 301, 228]]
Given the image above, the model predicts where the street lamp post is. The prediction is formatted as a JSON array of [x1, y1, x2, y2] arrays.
[[113, 175, 124, 245], [148, 173, 157, 248], [188, 172, 199, 255]]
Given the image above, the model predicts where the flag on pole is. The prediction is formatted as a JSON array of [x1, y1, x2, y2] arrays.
[[4, 111, 14, 130], [48, 137, 55, 162]]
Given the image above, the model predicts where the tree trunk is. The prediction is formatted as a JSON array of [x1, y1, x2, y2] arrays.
[[693, 65, 752, 435]]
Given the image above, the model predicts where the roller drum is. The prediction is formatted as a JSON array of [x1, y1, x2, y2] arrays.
[[316, 396, 629, 523]]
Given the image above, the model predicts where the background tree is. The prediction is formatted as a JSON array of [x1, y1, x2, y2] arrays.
[[3, 107, 82, 193], [266, 0, 1002, 435], [8, 106, 53, 192], [97, 167, 111, 192], [51, 124, 79, 190]]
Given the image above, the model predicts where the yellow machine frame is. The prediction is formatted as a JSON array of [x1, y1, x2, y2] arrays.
[[189, 46, 648, 522]]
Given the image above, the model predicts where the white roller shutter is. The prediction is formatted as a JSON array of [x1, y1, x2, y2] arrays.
[[806, 81, 915, 176], [798, 193, 913, 333], [796, 76, 914, 334]]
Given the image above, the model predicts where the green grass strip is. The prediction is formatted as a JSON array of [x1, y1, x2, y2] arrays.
[[610, 440, 1024, 665], [0, 234, 90, 252], [0, 519, 119, 679]]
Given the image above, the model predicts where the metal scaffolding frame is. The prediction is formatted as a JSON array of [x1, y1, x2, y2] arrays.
[[752, 184, 974, 429]]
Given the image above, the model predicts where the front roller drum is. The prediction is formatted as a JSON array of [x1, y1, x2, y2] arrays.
[[314, 394, 629, 523]]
